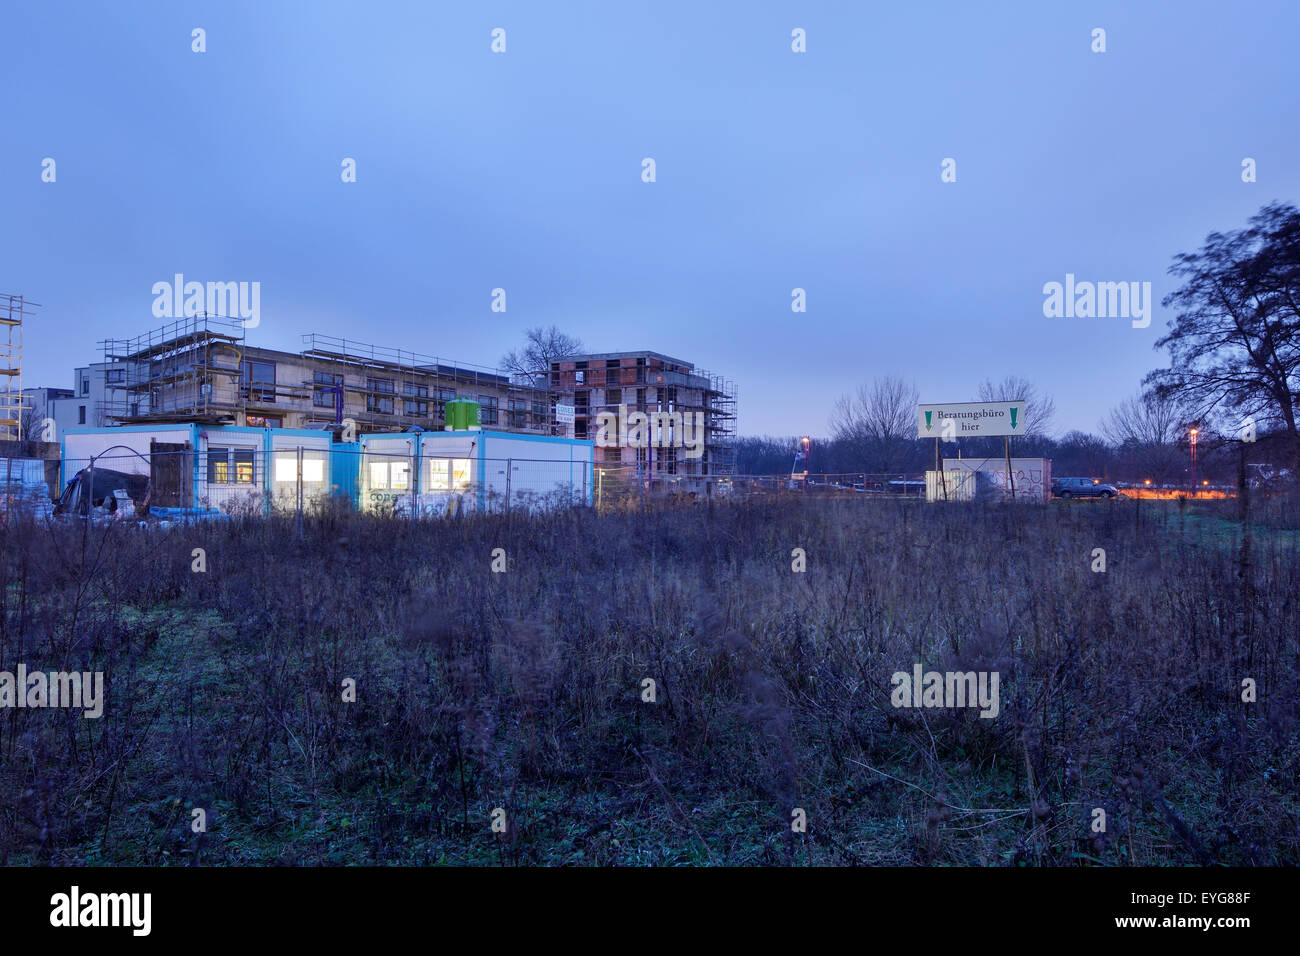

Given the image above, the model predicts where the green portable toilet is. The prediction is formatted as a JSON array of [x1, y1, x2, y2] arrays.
[[444, 399, 481, 431]]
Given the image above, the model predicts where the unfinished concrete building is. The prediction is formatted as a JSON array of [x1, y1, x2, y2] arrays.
[[549, 350, 736, 487], [99, 316, 556, 435]]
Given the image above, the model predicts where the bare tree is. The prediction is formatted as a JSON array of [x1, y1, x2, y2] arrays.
[[1056, 429, 1114, 478], [976, 375, 1057, 437], [500, 326, 585, 388], [830, 376, 919, 473], [1102, 390, 1193, 485], [1145, 202, 1300, 468], [20, 403, 45, 442]]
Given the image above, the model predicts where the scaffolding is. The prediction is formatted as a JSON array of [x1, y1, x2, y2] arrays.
[[703, 370, 737, 476], [299, 333, 552, 433], [100, 314, 247, 424], [663, 365, 736, 476], [0, 294, 38, 440]]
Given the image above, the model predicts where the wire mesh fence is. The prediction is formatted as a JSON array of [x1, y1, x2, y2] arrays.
[[40, 446, 592, 520], [3, 445, 932, 524]]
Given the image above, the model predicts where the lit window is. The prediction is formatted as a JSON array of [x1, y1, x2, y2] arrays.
[[428, 459, 450, 491], [368, 460, 408, 491], [452, 459, 471, 490], [211, 448, 257, 484], [426, 458, 471, 491], [391, 461, 409, 490], [208, 448, 230, 483]]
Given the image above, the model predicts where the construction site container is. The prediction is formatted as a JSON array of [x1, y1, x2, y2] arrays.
[[357, 429, 593, 515], [63, 424, 338, 516]]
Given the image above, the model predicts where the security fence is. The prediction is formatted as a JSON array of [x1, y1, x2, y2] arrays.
[[44, 446, 593, 519], [5, 445, 931, 522]]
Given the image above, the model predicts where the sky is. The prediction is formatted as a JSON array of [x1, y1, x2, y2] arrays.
[[3, 1, 1297, 439]]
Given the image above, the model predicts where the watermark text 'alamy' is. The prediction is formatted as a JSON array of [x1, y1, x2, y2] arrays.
[[1042, 274, 1152, 328], [152, 273, 259, 328], [594, 404, 705, 459]]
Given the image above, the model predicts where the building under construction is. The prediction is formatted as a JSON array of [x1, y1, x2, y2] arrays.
[[98, 315, 555, 435], [549, 350, 736, 486]]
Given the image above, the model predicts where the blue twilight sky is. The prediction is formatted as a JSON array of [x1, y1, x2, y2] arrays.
[[2, 1, 1297, 438]]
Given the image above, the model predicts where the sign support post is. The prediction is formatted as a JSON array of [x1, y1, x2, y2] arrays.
[[1005, 436, 1016, 501], [935, 438, 948, 501]]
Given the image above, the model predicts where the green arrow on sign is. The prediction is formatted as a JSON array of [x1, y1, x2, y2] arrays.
[[924, 411, 933, 431], [1010, 406, 1019, 430]]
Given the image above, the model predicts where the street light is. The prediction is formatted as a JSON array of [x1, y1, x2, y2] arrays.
[[1189, 427, 1199, 492]]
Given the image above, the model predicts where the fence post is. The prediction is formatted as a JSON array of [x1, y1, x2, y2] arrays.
[[505, 458, 511, 515], [296, 445, 304, 533]]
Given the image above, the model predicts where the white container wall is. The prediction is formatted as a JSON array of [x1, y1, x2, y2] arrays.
[[63, 425, 193, 482], [416, 434, 477, 517], [196, 427, 264, 514], [471, 433, 592, 512], [926, 469, 977, 502], [359, 430, 593, 516], [269, 431, 333, 514], [62, 424, 197, 510], [358, 435, 418, 513]]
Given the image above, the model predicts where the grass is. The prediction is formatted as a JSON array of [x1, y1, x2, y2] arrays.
[[1, 494, 1297, 866]]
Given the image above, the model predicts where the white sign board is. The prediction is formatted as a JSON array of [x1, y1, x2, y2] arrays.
[[918, 401, 1027, 438], [555, 404, 575, 425]]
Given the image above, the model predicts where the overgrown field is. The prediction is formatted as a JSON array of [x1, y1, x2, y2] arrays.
[[1, 496, 1297, 866]]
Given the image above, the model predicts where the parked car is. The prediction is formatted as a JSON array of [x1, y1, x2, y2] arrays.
[[1051, 476, 1118, 499], [55, 467, 150, 517]]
